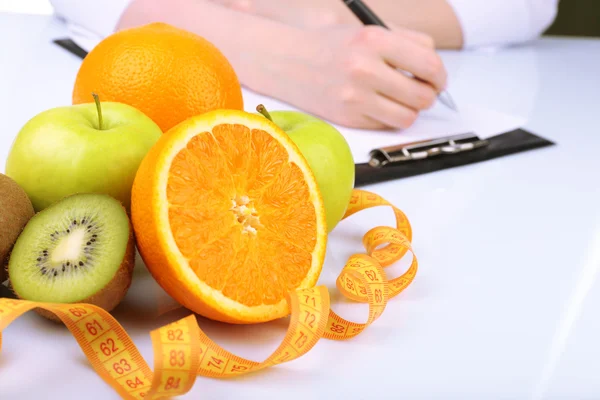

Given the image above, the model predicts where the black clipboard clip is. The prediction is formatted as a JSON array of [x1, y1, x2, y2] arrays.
[[355, 128, 555, 187], [368, 133, 489, 168]]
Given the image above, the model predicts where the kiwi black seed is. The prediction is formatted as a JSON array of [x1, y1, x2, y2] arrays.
[[7, 193, 135, 321], [0, 173, 35, 286]]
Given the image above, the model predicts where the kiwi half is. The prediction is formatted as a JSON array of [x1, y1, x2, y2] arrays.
[[0, 173, 35, 285], [8, 193, 135, 321]]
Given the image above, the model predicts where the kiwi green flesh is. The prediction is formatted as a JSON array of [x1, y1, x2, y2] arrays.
[[8, 193, 131, 304], [35, 234, 135, 322]]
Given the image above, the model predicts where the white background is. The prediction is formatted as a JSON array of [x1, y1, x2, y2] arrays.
[[0, 0, 52, 14]]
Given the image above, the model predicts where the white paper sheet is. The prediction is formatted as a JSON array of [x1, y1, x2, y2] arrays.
[[338, 102, 527, 164]]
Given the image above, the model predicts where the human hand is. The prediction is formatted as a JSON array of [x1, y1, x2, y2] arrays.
[[248, 24, 447, 129]]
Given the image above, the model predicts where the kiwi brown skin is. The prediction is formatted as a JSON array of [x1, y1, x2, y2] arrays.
[[0, 173, 35, 285], [9, 197, 136, 322]]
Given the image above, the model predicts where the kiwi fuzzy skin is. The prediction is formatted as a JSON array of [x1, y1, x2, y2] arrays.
[[0, 173, 35, 284], [32, 220, 136, 323]]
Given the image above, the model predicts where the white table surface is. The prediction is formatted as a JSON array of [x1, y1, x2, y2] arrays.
[[1, 12, 600, 400]]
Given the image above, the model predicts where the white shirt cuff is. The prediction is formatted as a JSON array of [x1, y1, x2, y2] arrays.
[[446, 0, 559, 49], [50, 0, 131, 51]]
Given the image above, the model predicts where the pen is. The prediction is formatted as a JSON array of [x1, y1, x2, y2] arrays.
[[341, 0, 458, 111]]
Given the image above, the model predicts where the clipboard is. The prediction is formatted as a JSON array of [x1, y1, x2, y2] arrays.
[[355, 128, 554, 186]]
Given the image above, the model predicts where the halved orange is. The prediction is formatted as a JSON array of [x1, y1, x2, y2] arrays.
[[131, 109, 327, 324]]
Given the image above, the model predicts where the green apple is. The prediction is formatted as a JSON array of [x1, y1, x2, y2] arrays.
[[5, 95, 162, 211], [257, 105, 355, 232]]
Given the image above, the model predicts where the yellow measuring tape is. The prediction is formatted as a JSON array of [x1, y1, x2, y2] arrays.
[[0, 189, 417, 399]]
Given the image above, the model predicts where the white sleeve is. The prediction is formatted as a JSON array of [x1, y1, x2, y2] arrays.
[[446, 0, 559, 49], [49, 0, 131, 51]]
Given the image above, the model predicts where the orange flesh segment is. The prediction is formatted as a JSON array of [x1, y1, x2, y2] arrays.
[[166, 124, 318, 307]]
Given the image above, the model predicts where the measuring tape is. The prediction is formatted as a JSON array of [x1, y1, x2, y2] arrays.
[[0, 189, 418, 399]]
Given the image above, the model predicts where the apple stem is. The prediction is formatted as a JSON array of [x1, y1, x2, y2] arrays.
[[92, 92, 104, 130], [256, 104, 273, 122]]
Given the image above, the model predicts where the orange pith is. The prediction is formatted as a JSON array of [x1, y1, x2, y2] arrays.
[[132, 110, 327, 324]]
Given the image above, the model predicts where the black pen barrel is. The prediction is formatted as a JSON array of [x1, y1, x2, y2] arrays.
[[343, 0, 388, 28]]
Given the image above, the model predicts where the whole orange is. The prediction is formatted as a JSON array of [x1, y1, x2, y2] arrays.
[[72, 23, 244, 132]]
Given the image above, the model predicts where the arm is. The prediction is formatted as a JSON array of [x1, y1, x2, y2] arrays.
[[352, 0, 464, 49], [326, 0, 466, 50], [116, 0, 309, 96], [212, 0, 463, 48], [213, 0, 559, 49]]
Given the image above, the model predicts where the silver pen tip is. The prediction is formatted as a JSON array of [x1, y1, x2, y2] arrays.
[[439, 91, 458, 112]]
